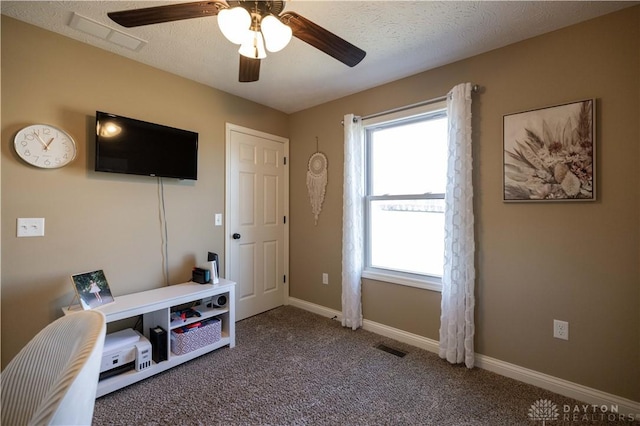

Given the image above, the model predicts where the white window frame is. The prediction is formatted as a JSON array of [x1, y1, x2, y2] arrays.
[[361, 100, 447, 292]]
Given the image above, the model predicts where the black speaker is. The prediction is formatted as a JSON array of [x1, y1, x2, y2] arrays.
[[192, 267, 209, 284], [149, 326, 167, 363]]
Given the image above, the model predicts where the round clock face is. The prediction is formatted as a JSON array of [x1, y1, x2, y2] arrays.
[[13, 124, 77, 169]]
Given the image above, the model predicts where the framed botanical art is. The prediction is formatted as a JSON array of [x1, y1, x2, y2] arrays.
[[503, 99, 595, 202], [71, 269, 114, 309]]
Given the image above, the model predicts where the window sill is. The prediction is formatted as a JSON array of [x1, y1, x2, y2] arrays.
[[362, 269, 442, 292]]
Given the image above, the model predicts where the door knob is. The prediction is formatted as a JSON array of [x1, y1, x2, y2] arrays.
[[232, 233, 241, 240]]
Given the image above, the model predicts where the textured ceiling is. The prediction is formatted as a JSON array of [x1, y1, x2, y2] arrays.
[[1, 1, 636, 113]]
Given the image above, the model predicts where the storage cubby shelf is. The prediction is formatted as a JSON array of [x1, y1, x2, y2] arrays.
[[169, 306, 229, 330], [63, 279, 236, 397]]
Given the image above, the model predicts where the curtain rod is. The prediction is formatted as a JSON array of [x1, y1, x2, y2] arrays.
[[342, 84, 480, 125]]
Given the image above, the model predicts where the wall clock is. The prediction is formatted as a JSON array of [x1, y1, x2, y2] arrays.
[[13, 124, 77, 169]]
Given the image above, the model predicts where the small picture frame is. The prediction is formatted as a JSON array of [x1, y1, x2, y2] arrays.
[[71, 269, 114, 309], [503, 99, 595, 202]]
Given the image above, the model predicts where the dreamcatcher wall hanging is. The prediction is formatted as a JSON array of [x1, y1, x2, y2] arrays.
[[307, 137, 328, 225]]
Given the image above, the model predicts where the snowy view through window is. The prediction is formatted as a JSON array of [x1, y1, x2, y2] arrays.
[[368, 114, 447, 277]]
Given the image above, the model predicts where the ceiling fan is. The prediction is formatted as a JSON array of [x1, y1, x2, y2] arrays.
[[108, 1, 367, 82]]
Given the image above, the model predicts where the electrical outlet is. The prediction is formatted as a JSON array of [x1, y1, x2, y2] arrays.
[[322, 273, 329, 285], [17, 218, 45, 237], [553, 319, 569, 340]]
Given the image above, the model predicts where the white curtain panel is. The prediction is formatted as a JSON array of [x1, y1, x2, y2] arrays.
[[439, 83, 476, 368], [341, 113, 364, 330]]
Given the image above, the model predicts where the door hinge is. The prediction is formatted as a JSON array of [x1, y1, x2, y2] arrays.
[[283, 216, 286, 224], [284, 157, 287, 165], [283, 275, 286, 283]]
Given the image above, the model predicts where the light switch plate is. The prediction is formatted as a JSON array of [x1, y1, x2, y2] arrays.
[[17, 218, 45, 237]]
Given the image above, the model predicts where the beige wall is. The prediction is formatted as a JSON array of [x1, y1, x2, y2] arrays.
[[289, 7, 639, 401], [2, 6, 639, 404], [1, 17, 288, 367]]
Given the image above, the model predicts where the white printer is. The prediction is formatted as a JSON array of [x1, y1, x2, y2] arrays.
[[100, 328, 152, 375]]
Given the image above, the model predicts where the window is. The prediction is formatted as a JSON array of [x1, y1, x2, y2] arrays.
[[362, 101, 447, 291]]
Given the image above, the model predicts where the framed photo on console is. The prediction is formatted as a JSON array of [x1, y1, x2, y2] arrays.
[[71, 269, 114, 309]]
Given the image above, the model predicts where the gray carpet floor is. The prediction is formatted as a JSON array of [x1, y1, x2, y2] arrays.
[[93, 306, 629, 425]]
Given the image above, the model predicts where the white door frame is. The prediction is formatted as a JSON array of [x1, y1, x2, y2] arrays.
[[224, 123, 289, 311]]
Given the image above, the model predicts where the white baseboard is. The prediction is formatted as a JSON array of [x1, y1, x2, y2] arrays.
[[288, 297, 341, 320], [287, 297, 640, 416], [474, 355, 640, 416]]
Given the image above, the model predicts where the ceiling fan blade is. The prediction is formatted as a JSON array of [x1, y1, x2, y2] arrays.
[[239, 55, 261, 82], [279, 11, 366, 67], [108, 1, 228, 28]]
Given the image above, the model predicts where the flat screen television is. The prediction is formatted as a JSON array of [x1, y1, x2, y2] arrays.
[[95, 111, 198, 180]]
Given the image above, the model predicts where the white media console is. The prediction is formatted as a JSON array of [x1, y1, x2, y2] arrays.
[[63, 279, 236, 397]]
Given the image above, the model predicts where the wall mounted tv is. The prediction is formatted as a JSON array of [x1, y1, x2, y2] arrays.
[[95, 111, 198, 180]]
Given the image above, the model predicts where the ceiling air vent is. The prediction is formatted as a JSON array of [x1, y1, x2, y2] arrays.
[[68, 13, 147, 51]]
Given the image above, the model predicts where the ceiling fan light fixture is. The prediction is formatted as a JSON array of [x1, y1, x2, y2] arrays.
[[239, 30, 267, 59], [218, 6, 251, 44], [107, 2, 367, 83], [261, 15, 292, 53]]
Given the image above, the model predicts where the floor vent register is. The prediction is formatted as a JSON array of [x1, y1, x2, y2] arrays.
[[375, 343, 407, 358]]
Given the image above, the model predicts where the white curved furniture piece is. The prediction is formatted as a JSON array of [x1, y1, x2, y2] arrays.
[[1, 310, 106, 426]]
